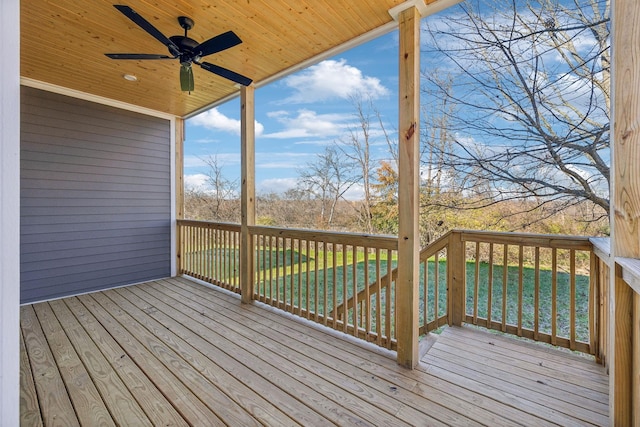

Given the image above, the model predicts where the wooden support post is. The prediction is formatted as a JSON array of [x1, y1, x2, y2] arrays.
[[611, 0, 640, 424], [240, 85, 256, 303], [448, 231, 465, 326], [396, 5, 421, 369], [612, 266, 633, 426], [634, 293, 640, 426], [175, 118, 184, 275]]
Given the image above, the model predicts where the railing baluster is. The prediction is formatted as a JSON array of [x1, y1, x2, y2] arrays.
[[268, 235, 273, 303], [502, 244, 508, 332], [434, 252, 440, 323], [342, 245, 348, 333], [534, 246, 540, 340], [331, 243, 338, 329], [589, 251, 597, 357], [306, 239, 311, 320], [385, 250, 392, 349], [473, 242, 480, 325], [552, 247, 558, 346], [570, 249, 576, 351], [517, 245, 524, 336], [364, 247, 370, 339], [314, 241, 319, 323], [487, 243, 494, 327], [297, 238, 303, 316], [275, 237, 281, 307], [323, 241, 328, 326], [352, 245, 358, 337], [376, 248, 382, 346]]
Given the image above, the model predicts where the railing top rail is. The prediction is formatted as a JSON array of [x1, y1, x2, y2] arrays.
[[419, 231, 452, 261], [178, 219, 241, 232], [617, 257, 640, 295], [249, 224, 398, 250], [458, 229, 593, 250]]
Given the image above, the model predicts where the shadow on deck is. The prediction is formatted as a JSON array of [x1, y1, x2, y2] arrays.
[[20, 277, 608, 426]]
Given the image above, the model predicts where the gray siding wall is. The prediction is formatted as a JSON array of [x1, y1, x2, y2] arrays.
[[20, 87, 172, 303]]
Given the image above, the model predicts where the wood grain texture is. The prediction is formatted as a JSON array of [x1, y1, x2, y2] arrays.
[[613, 0, 640, 259], [240, 85, 256, 303], [32, 303, 115, 426], [20, 277, 610, 426], [20, 0, 419, 117], [19, 329, 42, 427], [396, 5, 421, 369], [20, 305, 80, 427]]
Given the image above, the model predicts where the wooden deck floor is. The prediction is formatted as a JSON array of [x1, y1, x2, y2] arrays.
[[20, 277, 609, 426]]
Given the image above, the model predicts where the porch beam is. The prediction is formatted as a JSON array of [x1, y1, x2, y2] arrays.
[[240, 85, 256, 303], [396, 4, 421, 369], [611, 0, 640, 424]]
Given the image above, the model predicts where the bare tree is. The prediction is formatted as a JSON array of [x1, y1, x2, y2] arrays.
[[297, 146, 358, 228], [338, 94, 378, 233], [421, 0, 610, 222], [201, 154, 239, 221]]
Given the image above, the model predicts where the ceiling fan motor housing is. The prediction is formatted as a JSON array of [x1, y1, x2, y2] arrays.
[[169, 35, 200, 64]]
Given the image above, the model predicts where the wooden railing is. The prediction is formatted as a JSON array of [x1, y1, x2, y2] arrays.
[[178, 220, 603, 356], [249, 225, 399, 350], [590, 238, 640, 422], [459, 230, 597, 355], [178, 220, 241, 293]]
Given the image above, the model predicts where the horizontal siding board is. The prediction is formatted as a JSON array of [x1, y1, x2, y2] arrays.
[[22, 248, 170, 274], [21, 213, 169, 225], [22, 234, 169, 254], [21, 197, 169, 209], [22, 120, 171, 149], [21, 139, 168, 165], [21, 238, 170, 263], [20, 86, 172, 303], [21, 221, 169, 236], [22, 92, 170, 136], [21, 189, 169, 200], [20, 266, 170, 303], [22, 159, 170, 179], [20, 225, 169, 243], [21, 169, 169, 186]]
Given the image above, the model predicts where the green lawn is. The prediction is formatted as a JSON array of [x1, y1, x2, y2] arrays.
[[187, 247, 590, 343]]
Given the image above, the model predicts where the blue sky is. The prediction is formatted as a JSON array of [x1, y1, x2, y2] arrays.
[[183, 30, 400, 196], [183, 0, 609, 199]]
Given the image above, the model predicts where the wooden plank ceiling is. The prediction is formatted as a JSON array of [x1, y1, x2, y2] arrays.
[[21, 0, 430, 118]]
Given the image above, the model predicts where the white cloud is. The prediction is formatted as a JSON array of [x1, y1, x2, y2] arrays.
[[183, 153, 240, 168], [281, 59, 389, 104], [189, 107, 264, 136], [183, 155, 207, 168], [257, 177, 298, 194], [184, 174, 209, 191], [262, 109, 351, 139], [256, 152, 314, 169]]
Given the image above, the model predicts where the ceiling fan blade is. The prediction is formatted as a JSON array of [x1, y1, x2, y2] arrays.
[[199, 62, 252, 86], [113, 5, 180, 56], [195, 31, 242, 57], [180, 64, 195, 92], [105, 53, 173, 60]]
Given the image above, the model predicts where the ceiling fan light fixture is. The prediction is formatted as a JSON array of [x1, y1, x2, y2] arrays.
[[123, 73, 138, 81]]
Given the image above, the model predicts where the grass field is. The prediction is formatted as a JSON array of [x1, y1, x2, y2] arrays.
[[189, 247, 590, 343]]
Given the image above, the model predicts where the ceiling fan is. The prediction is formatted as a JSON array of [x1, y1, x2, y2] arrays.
[[105, 4, 252, 92]]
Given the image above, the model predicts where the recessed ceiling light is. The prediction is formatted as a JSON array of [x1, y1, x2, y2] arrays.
[[123, 74, 138, 82]]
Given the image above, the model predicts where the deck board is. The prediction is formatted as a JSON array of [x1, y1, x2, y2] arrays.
[[20, 277, 610, 426]]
